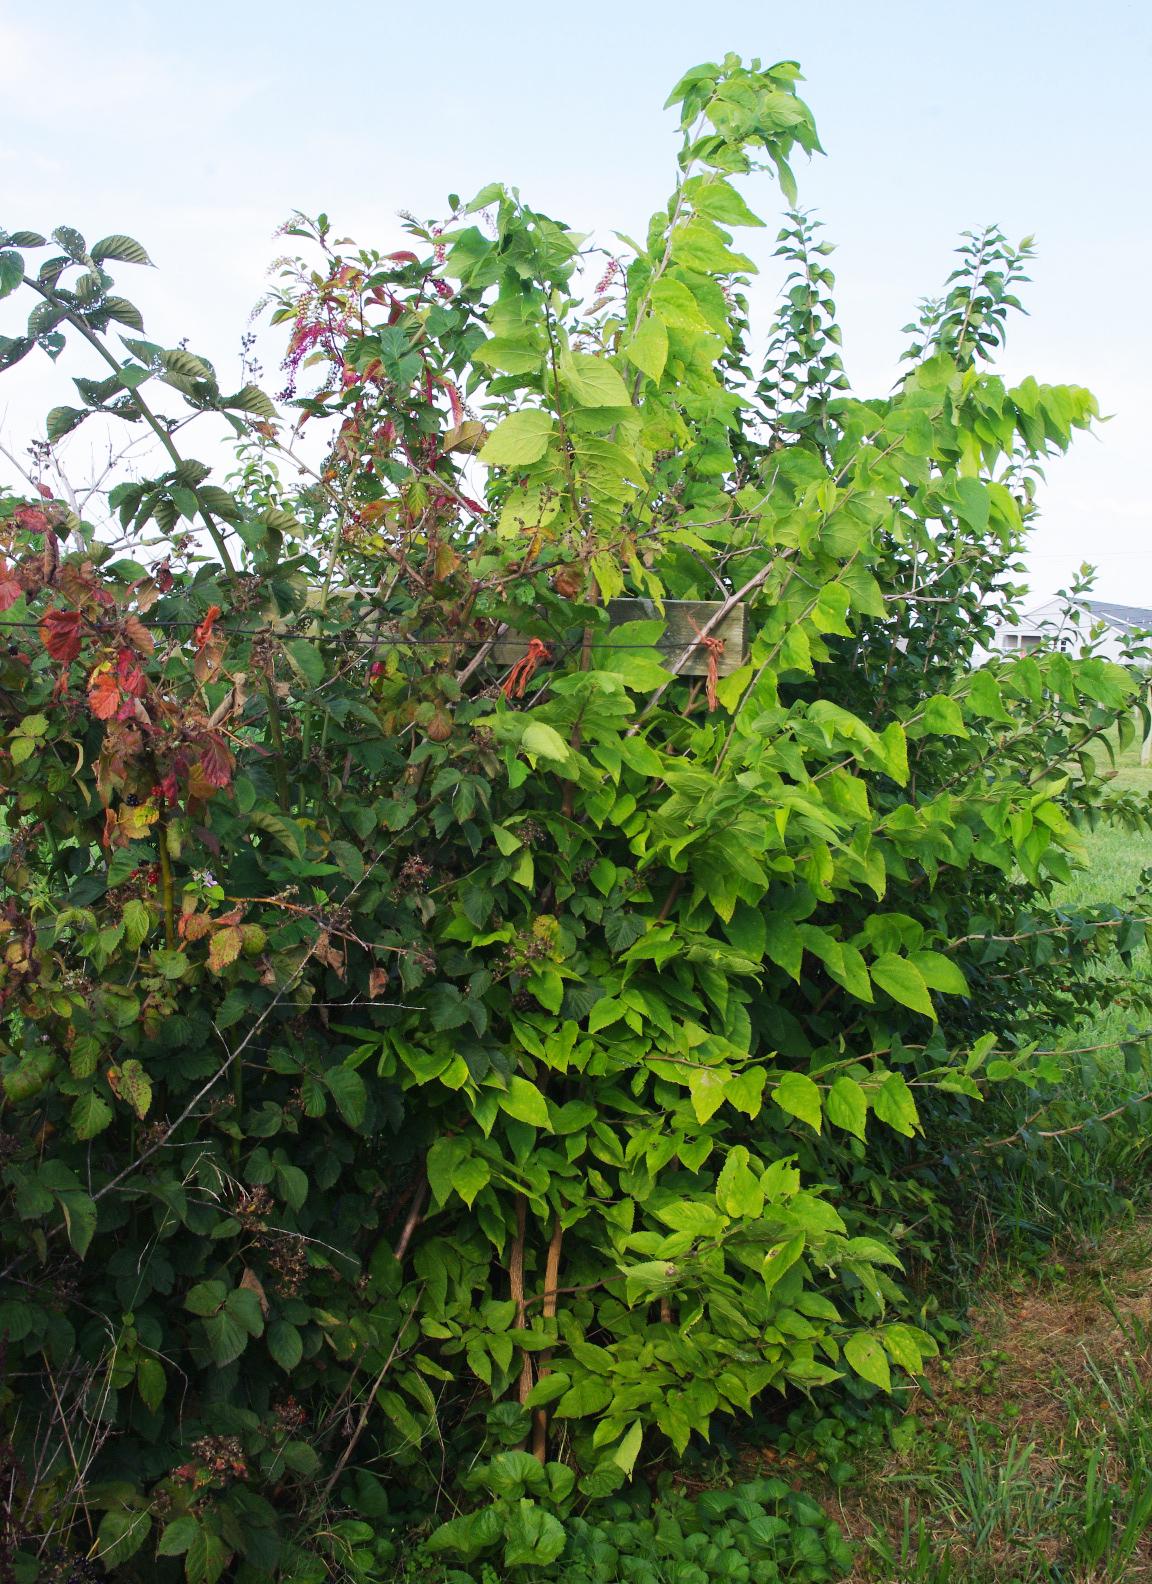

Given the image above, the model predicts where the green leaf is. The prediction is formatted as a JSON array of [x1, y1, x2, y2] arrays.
[[267, 1319, 303, 1371], [121, 898, 151, 950], [0, 251, 24, 299], [772, 1071, 822, 1133], [844, 1332, 891, 1392], [223, 383, 277, 417], [553, 1376, 613, 1417], [613, 1420, 644, 1475], [872, 1073, 920, 1138], [716, 1145, 765, 1218], [921, 694, 968, 737], [688, 1066, 730, 1123], [283, 639, 326, 689], [203, 1307, 251, 1366], [96, 1510, 152, 1569], [624, 315, 668, 383], [46, 405, 87, 441], [870, 953, 935, 1019], [157, 1516, 199, 1556], [186, 1279, 228, 1316], [909, 950, 969, 997], [114, 1058, 153, 1118], [825, 1075, 867, 1140], [883, 1322, 938, 1375], [453, 1153, 491, 1208], [136, 1355, 166, 1412], [426, 1136, 469, 1207], [91, 233, 153, 266], [70, 1091, 113, 1140], [185, 1523, 233, 1584], [559, 351, 631, 408], [103, 296, 145, 331], [324, 1065, 367, 1128], [56, 1190, 96, 1256], [479, 409, 554, 466], [498, 1076, 552, 1129], [503, 1500, 567, 1568]]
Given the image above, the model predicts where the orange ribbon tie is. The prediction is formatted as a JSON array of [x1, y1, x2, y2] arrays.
[[502, 637, 551, 700]]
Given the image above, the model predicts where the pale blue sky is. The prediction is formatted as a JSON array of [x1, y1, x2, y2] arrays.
[[1, 0, 1148, 600]]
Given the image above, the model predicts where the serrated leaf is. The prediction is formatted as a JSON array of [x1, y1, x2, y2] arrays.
[[223, 383, 277, 417], [324, 1065, 367, 1128], [208, 926, 243, 973], [122, 898, 150, 950], [95, 1510, 151, 1570], [91, 233, 153, 266], [283, 639, 326, 689], [157, 1516, 199, 1556], [52, 225, 87, 261], [45, 405, 87, 441], [185, 1279, 228, 1316], [246, 810, 304, 858], [623, 315, 668, 383], [102, 296, 145, 331], [185, 1523, 233, 1584], [70, 1091, 113, 1140], [267, 1319, 303, 1371], [0, 251, 25, 300]]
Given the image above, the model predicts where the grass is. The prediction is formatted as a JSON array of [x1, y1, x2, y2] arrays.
[[823, 719, 1152, 1581]]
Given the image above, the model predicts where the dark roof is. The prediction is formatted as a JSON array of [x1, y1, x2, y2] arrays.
[[1080, 600, 1152, 632]]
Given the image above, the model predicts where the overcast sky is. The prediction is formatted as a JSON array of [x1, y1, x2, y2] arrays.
[[2, 0, 1148, 603]]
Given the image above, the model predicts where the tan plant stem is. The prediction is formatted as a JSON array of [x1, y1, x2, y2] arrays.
[[530, 1216, 564, 1463], [509, 1195, 534, 1409], [393, 1177, 428, 1262]]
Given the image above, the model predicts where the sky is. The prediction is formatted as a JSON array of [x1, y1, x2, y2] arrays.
[[1, 0, 1149, 603]]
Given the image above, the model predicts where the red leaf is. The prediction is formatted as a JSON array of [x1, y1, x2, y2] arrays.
[[13, 505, 49, 534], [0, 559, 22, 613], [40, 608, 83, 664], [198, 733, 234, 789], [193, 604, 221, 651], [116, 647, 147, 697], [88, 668, 121, 720]]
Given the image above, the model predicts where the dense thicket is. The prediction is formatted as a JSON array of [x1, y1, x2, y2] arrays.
[[1, 54, 1149, 1584]]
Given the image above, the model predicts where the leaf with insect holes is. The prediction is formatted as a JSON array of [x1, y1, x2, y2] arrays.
[[91, 234, 153, 266], [108, 1059, 152, 1118]]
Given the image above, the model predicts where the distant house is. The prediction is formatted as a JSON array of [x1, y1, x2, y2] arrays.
[[992, 598, 1152, 665]]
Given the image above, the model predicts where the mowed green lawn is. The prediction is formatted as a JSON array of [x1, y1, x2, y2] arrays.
[[1054, 720, 1152, 1057]]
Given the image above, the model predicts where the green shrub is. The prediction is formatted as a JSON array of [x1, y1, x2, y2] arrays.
[[0, 49, 1149, 1584]]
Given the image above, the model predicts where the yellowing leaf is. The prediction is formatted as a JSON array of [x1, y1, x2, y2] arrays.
[[559, 350, 631, 408], [624, 315, 669, 384], [479, 409, 554, 466], [208, 926, 243, 973]]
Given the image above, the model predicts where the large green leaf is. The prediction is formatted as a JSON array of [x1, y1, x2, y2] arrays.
[[870, 953, 935, 1019], [479, 409, 554, 465]]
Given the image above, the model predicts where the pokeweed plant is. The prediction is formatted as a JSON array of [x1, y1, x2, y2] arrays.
[[0, 50, 1149, 1584]]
